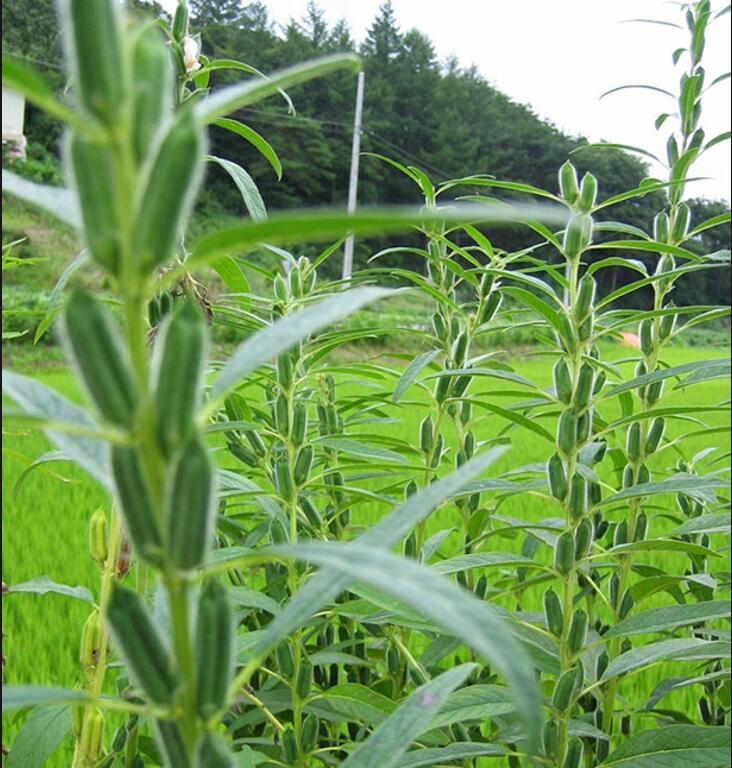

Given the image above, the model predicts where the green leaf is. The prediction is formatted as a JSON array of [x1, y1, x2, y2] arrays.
[[602, 639, 730, 680], [606, 600, 731, 637], [314, 437, 408, 464], [396, 744, 505, 767], [228, 587, 280, 615], [195, 54, 361, 122], [207, 156, 266, 221], [212, 256, 250, 296], [605, 360, 730, 397], [33, 251, 89, 344], [313, 684, 396, 725], [2, 686, 87, 712], [273, 541, 542, 750], [428, 684, 515, 728], [432, 553, 536, 575], [670, 514, 731, 536], [211, 287, 393, 400], [1, 171, 80, 229], [7, 576, 94, 604], [341, 666, 476, 768], [601, 725, 730, 768], [213, 118, 282, 179], [6, 706, 72, 768], [393, 350, 441, 403], [1, 371, 111, 489], [596, 474, 727, 507]]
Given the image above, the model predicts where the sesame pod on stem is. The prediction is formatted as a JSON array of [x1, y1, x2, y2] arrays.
[[301, 714, 319, 754], [153, 300, 207, 457], [63, 0, 126, 123], [68, 133, 123, 274], [614, 521, 629, 547], [588, 481, 602, 507], [543, 719, 559, 758], [198, 732, 237, 768], [575, 274, 596, 319], [275, 394, 289, 435], [228, 442, 257, 467], [576, 411, 592, 445], [276, 352, 293, 389], [80, 609, 103, 680], [171, 1, 189, 41], [654, 212, 670, 243], [275, 643, 295, 677], [431, 312, 447, 340], [131, 23, 173, 164], [563, 737, 584, 768], [646, 417, 666, 454], [547, 454, 568, 501], [453, 375, 472, 398], [557, 410, 577, 456], [63, 290, 139, 427], [292, 403, 308, 446], [618, 590, 634, 620], [294, 445, 314, 486], [574, 517, 593, 560], [573, 362, 594, 410], [79, 707, 105, 763], [275, 457, 295, 501], [132, 108, 204, 272], [609, 573, 620, 608], [626, 421, 642, 462], [559, 161, 579, 205], [420, 416, 434, 453], [480, 272, 495, 298], [543, 589, 564, 637], [107, 583, 177, 704], [245, 430, 267, 457], [166, 435, 217, 570], [659, 304, 677, 339], [577, 172, 597, 212], [195, 579, 233, 719], [563, 214, 592, 260], [639, 319, 654, 357], [551, 666, 580, 710], [479, 292, 502, 324], [671, 203, 691, 242], [289, 265, 302, 297], [296, 657, 313, 700], [635, 512, 649, 541], [567, 610, 589, 653], [154, 721, 191, 768], [273, 273, 288, 301], [554, 531, 575, 576], [111, 445, 163, 565], [568, 473, 587, 521], [281, 728, 298, 764], [299, 497, 322, 529], [553, 359, 573, 404], [646, 380, 664, 405], [452, 331, 469, 366], [593, 370, 607, 395], [434, 374, 451, 404], [89, 508, 108, 568]]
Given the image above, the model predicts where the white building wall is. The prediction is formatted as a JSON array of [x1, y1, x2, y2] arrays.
[[2, 86, 27, 158]]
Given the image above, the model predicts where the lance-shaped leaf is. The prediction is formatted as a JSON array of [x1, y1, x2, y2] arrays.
[[605, 600, 731, 638]]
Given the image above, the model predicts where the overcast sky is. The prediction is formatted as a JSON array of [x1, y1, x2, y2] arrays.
[[164, 1, 731, 201]]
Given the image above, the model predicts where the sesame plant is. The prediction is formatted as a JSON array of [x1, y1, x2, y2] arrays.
[[1, 1, 730, 768]]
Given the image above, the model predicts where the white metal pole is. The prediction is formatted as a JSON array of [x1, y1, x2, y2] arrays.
[[342, 70, 366, 283]]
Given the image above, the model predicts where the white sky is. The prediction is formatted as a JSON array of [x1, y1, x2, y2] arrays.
[[163, 1, 731, 201]]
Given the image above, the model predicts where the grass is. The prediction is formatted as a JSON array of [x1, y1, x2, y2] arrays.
[[2, 343, 729, 763]]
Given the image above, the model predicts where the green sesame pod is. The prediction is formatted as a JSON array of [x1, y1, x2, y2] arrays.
[[563, 214, 592, 259], [131, 24, 173, 164], [558, 161, 579, 204], [242, 430, 265, 457], [671, 204, 691, 242], [325, 404, 339, 434], [543, 719, 559, 757], [576, 411, 592, 445], [637, 463, 650, 485], [111, 445, 163, 565], [654, 212, 670, 243], [463, 431, 475, 459], [275, 457, 295, 501], [89, 508, 108, 568], [543, 589, 564, 637], [636, 360, 648, 400], [292, 404, 308, 447], [563, 737, 584, 768], [568, 473, 587, 521], [132, 108, 204, 272], [659, 304, 677, 340], [551, 667, 579, 710], [68, 133, 123, 273], [112, 724, 127, 752], [296, 658, 313, 700], [479, 292, 502, 324], [300, 497, 322, 529], [420, 416, 434, 453], [646, 380, 664, 405], [480, 272, 495, 298], [198, 732, 237, 768], [80, 609, 103, 679], [154, 721, 191, 768], [635, 512, 648, 541], [639, 319, 654, 356], [614, 521, 629, 547], [578, 173, 598, 212], [567, 610, 589, 653], [577, 315, 593, 342], [626, 422, 642, 462], [79, 707, 104, 763], [553, 360, 573, 404], [275, 394, 290, 435], [195, 579, 233, 718], [171, 1, 189, 41], [294, 446, 314, 486], [460, 400, 472, 424], [622, 464, 634, 489], [282, 728, 299, 764], [301, 714, 319, 754], [430, 435, 444, 468], [277, 353, 293, 389], [574, 518, 593, 560], [609, 573, 620, 608], [554, 531, 575, 576], [435, 374, 451, 404], [574, 362, 594, 410], [646, 417, 665, 454], [452, 331, 469, 366], [275, 643, 295, 677], [403, 532, 417, 558], [153, 301, 207, 457], [405, 480, 418, 499], [72, 687, 84, 738], [148, 296, 161, 327], [593, 370, 607, 395], [167, 435, 216, 570], [453, 375, 472, 399], [289, 266, 302, 297], [575, 274, 596, 319], [273, 273, 288, 301], [63, 0, 125, 123], [386, 646, 401, 676], [107, 584, 176, 704], [589, 481, 602, 507], [270, 517, 288, 545], [432, 312, 447, 341], [475, 574, 488, 599], [557, 410, 577, 455], [63, 290, 139, 427], [618, 590, 634, 620], [547, 454, 568, 501], [228, 442, 258, 467]]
